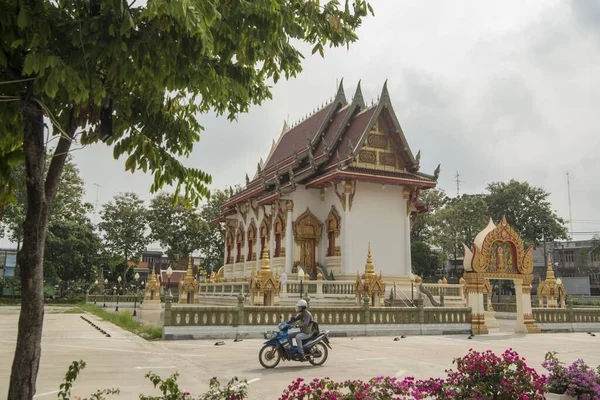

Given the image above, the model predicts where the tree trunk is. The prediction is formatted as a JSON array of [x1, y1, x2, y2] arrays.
[[7, 99, 73, 399]]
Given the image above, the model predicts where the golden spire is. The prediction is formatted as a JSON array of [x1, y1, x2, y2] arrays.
[[185, 256, 194, 277], [364, 242, 375, 280], [149, 271, 157, 284], [259, 247, 271, 279], [546, 255, 556, 283]]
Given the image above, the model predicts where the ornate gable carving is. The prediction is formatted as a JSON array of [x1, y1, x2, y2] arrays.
[[293, 208, 323, 243], [466, 216, 534, 278], [353, 116, 405, 171]]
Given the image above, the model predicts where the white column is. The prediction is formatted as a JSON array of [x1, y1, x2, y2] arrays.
[[242, 228, 248, 278], [404, 214, 412, 276], [269, 204, 276, 260], [343, 181, 353, 275], [285, 201, 294, 273], [514, 279, 526, 333]]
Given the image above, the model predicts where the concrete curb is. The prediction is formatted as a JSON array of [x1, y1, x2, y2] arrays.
[[163, 323, 472, 340]]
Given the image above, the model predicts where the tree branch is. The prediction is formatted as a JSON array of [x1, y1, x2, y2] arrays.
[[45, 108, 76, 204]]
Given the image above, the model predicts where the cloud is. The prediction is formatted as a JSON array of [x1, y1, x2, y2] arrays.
[[71, 0, 600, 240]]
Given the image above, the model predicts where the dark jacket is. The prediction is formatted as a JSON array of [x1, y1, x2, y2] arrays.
[[288, 309, 314, 334]]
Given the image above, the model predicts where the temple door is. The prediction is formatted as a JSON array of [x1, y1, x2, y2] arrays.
[[300, 239, 316, 276]]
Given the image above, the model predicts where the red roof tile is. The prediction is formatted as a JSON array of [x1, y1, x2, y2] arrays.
[[264, 103, 334, 169], [313, 104, 352, 156], [324, 106, 377, 168]]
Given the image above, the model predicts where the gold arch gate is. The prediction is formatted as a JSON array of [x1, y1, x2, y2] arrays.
[[463, 217, 540, 334]]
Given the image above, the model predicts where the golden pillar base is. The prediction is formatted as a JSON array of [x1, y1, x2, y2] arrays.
[[471, 313, 489, 334], [524, 313, 541, 333]]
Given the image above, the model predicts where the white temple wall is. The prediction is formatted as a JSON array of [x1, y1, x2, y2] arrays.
[[346, 182, 410, 278]]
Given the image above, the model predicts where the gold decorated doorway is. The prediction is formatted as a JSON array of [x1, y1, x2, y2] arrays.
[[293, 208, 323, 277], [463, 217, 540, 334]]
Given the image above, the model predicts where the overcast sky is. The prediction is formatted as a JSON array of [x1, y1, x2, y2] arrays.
[[5, 1, 599, 247]]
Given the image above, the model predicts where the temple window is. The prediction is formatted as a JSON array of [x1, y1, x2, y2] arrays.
[[325, 206, 341, 257], [247, 223, 257, 261], [225, 232, 233, 264], [259, 220, 269, 259], [274, 215, 285, 257], [235, 228, 244, 263]]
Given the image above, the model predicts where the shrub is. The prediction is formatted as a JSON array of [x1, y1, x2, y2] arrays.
[[543, 351, 600, 399], [279, 349, 547, 400]]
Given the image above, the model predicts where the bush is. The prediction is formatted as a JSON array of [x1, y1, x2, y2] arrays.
[[543, 351, 600, 399], [59, 361, 245, 400], [279, 349, 547, 400]]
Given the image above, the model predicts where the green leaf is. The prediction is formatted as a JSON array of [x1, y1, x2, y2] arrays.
[[17, 7, 28, 29], [125, 155, 136, 172]]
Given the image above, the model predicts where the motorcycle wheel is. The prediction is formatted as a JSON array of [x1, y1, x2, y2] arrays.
[[308, 342, 328, 366], [259, 344, 281, 368]]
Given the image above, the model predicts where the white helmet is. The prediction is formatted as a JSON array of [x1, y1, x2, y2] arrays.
[[295, 299, 308, 311]]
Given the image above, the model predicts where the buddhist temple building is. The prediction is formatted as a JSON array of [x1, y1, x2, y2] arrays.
[[216, 81, 439, 288]]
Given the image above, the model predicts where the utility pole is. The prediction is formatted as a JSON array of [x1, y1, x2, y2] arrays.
[[93, 183, 102, 225], [455, 171, 463, 197], [566, 172, 573, 240]]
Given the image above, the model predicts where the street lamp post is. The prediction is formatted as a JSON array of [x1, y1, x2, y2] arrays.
[[298, 268, 304, 299], [140, 281, 145, 305], [166, 266, 173, 303], [133, 272, 140, 317], [116, 276, 122, 311], [94, 280, 98, 305], [103, 278, 108, 307]]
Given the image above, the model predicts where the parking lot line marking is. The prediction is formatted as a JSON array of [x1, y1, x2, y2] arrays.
[[247, 378, 261, 384], [33, 390, 60, 398], [395, 370, 406, 377], [355, 357, 386, 361]]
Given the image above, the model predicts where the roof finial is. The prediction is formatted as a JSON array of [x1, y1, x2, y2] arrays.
[[364, 242, 375, 280]]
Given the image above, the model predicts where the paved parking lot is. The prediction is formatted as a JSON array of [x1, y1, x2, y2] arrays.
[[1, 308, 599, 399]]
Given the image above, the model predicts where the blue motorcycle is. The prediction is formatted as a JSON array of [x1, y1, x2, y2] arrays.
[[259, 321, 332, 368]]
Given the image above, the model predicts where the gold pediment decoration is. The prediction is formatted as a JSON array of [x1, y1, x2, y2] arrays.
[[469, 216, 534, 276], [355, 243, 386, 298], [249, 248, 281, 301], [179, 257, 199, 304], [293, 208, 323, 244]]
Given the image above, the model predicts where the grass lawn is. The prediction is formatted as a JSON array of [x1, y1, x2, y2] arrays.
[[78, 304, 162, 340]]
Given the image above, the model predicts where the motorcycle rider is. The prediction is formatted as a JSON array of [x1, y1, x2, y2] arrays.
[[287, 299, 314, 360]]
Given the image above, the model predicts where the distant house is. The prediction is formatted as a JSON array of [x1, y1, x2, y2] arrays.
[[0, 248, 18, 278], [533, 240, 600, 295]]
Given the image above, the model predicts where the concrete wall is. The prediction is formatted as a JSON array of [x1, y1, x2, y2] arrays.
[[347, 182, 410, 278], [562, 277, 591, 296]]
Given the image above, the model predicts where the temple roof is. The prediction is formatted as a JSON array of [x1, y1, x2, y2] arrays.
[[220, 80, 439, 215]]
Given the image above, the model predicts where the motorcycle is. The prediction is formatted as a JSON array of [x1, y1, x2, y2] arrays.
[[259, 319, 332, 368]]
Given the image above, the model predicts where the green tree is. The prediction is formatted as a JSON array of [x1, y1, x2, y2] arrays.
[[486, 180, 568, 247], [0, 156, 89, 252], [430, 194, 489, 265], [411, 241, 443, 281], [98, 193, 149, 283], [199, 189, 230, 271], [148, 192, 207, 268], [410, 189, 447, 281], [0, 0, 372, 395], [411, 188, 448, 243], [44, 218, 101, 282], [592, 236, 600, 259]]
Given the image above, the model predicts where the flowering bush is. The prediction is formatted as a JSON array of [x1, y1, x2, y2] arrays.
[[279, 349, 547, 400], [140, 373, 247, 400], [543, 351, 600, 399]]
